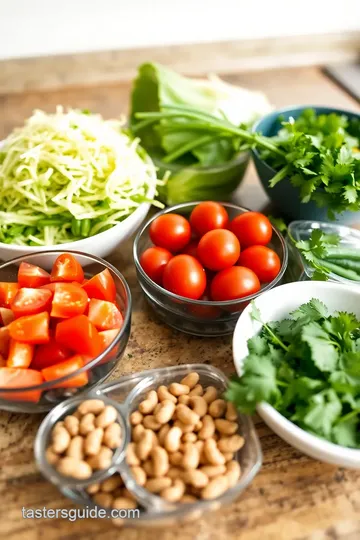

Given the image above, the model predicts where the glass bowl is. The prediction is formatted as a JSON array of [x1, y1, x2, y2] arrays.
[[133, 202, 288, 337], [34, 364, 262, 527], [0, 251, 131, 413]]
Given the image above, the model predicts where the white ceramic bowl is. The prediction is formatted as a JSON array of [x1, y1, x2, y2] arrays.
[[233, 281, 360, 469]]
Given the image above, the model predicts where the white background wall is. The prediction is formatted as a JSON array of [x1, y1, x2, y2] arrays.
[[1, 0, 360, 60]]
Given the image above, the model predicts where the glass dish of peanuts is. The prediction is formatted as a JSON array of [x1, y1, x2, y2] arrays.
[[34, 364, 262, 527]]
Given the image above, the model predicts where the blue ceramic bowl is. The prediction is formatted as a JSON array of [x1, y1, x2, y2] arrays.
[[252, 105, 360, 226]]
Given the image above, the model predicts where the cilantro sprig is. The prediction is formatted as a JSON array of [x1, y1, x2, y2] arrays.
[[226, 299, 360, 448]]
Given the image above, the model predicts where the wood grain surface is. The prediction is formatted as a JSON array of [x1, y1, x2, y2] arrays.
[[0, 67, 360, 540]]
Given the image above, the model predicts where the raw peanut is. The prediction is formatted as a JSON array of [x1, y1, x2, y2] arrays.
[[225, 402, 238, 422], [198, 415, 215, 440], [136, 430, 153, 460], [122, 488, 137, 501], [103, 422, 122, 449], [180, 372, 200, 389], [213, 433, 220, 441], [72, 410, 83, 420], [86, 483, 100, 495], [208, 399, 226, 418], [189, 384, 204, 397], [182, 469, 209, 488], [132, 424, 145, 442], [164, 426, 182, 453], [225, 461, 241, 487], [151, 446, 169, 477], [203, 439, 225, 465], [64, 415, 79, 437], [52, 421, 65, 434], [176, 404, 199, 425], [158, 424, 170, 446], [112, 497, 137, 510], [145, 477, 172, 493], [200, 465, 226, 478], [79, 413, 96, 435], [85, 427, 104, 456], [78, 399, 105, 416], [95, 406, 117, 428], [201, 475, 228, 500], [143, 415, 162, 431], [194, 420, 203, 432], [194, 440, 204, 453], [180, 494, 198, 503], [167, 467, 182, 479], [150, 430, 159, 449], [113, 487, 124, 499], [161, 478, 185, 502], [178, 395, 190, 405], [174, 420, 195, 434], [127, 442, 140, 466], [138, 390, 158, 414], [52, 426, 71, 454], [157, 386, 177, 403], [199, 449, 208, 465], [93, 492, 114, 508], [169, 383, 190, 397], [203, 386, 218, 404], [142, 460, 154, 477], [182, 443, 200, 469], [131, 466, 147, 486], [66, 435, 84, 460], [189, 396, 207, 417], [46, 446, 59, 465], [214, 419, 238, 436], [169, 451, 183, 466], [130, 411, 143, 426], [57, 457, 92, 479], [182, 432, 197, 443], [87, 446, 113, 470], [223, 452, 234, 462], [217, 435, 245, 453], [101, 475, 123, 492], [153, 403, 162, 415]]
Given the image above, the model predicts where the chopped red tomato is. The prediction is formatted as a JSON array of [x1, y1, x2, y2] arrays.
[[10, 288, 52, 318], [0, 308, 15, 326], [0, 327, 10, 357], [55, 315, 102, 356], [0, 367, 43, 402], [0, 354, 6, 367], [7, 340, 34, 368], [88, 299, 123, 331], [50, 283, 88, 318], [41, 354, 88, 388], [0, 283, 19, 308], [50, 254, 84, 283], [8, 312, 50, 345], [18, 262, 50, 288], [98, 329, 120, 365], [82, 269, 116, 302], [40, 283, 56, 293], [31, 340, 71, 370]]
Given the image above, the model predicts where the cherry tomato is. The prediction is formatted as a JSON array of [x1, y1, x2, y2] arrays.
[[88, 299, 123, 331], [0, 283, 19, 308], [230, 212, 272, 248], [0, 327, 10, 357], [8, 312, 50, 345], [181, 240, 199, 258], [82, 269, 116, 302], [190, 202, 229, 237], [0, 308, 14, 326], [162, 255, 206, 299], [11, 288, 52, 318], [41, 354, 88, 389], [7, 340, 34, 369], [210, 266, 260, 301], [189, 292, 221, 320], [50, 283, 88, 318], [31, 340, 72, 370], [238, 245, 281, 283], [55, 315, 102, 357], [197, 229, 240, 271], [18, 262, 50, 288], [149, 214, 191, 253], [140, 247, 172, 285], [0, 367, 43, 402], [51, 253, 84, 283]]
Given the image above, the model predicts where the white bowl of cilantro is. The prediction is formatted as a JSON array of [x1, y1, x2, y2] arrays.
[[230, 280, 360, 468], [0, 108, 159, 261]]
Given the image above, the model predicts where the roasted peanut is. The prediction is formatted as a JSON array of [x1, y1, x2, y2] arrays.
[[182, 469, 208, 488], [86, 483, 100, 495], [169, 383, 190, 397], [189, 384, 204, 397], [46, 446, 59, 465], [176, 404, 200, 426], [142, 460, 154, 477], [158, 424, 171, 446], [177, 395, 190, 405], [169, 451, 183, 466], [164, 426, 182, 453], [194, 440, 204, 453], [161, 478, 185, 502], [182, 432, 197, 443], [127, 442, 140, 466], [194, 420, 203, 432], [132, 424, 145, 442], [173, 420, 195, 434], [57, 457, 92, 479], [66, 435, 84, 460], [200, 465, 226, 478], [153, 403, 162, 415], [52, 421, 65, 434], [214, 419, 238, 436], [225, 461, 241, 487], [122, 488, 137, 502], [95, 405, 117, 428], [93, 492, 114, 508], [131, 466, 147, 486], [217, 435, 245, 453], [223, 452, 234, 462], [225, 402, 238, 422], [180, 372, 200, 389], [189, 396, 207, 417], [112, 497, 137, 510], [130, 411, 143, 426], [143, 415, 162, 431], [87, 446, 113, 470], [103, 422, 122, 449], [136, 429, 153, 460], [78, 399, 105, 416], [167, 467, 182, 479], [198, 415, 215, 440], [52, 426, 71, 454], [208, 399, 226, 418], [79, 413, 96, 435], [182, 443, 200, 469], [203, 386, 218, 404], [85, 427, 104, 456], [203, 438, 225, 465], [139, 390, 158, 414], [157, 386, 177, 403], [64, 415, 79, 437], [101, 475, 123, 492], [145, 477, 172, 493], [151, 446, 169, 477], [180, 494, 198, 503], [201, 476, 228, 500]]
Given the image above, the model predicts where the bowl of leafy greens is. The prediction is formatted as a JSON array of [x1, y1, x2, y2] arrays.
[[229, 280, 360, 468], [252, 106, 360, 224]]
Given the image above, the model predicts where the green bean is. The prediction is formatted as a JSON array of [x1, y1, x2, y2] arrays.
[[326, 258, 360, 273], [317, 258, 360, 281], [80, 219, 91, 237], [324, 247, 360, 261], [71, 218, 82, 237], [37, 218, 65, 226]]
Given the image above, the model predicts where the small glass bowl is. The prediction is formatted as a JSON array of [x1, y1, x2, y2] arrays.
[[133, 202, 288, 337], [34, 364, 262, 527], [0, 250, 131, 413]]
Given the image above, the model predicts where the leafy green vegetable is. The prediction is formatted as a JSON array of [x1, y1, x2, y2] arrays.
[[226, 299, 360, 448]]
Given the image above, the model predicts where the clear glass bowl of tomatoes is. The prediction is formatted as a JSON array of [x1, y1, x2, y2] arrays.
[[0, 251, 131, 413], [134, 202, 288, 337]]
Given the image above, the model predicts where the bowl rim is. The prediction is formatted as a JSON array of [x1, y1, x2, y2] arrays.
[[0, 250, 132, 394], [133, 201, 288, 307], [232, 280, 360, 461]]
